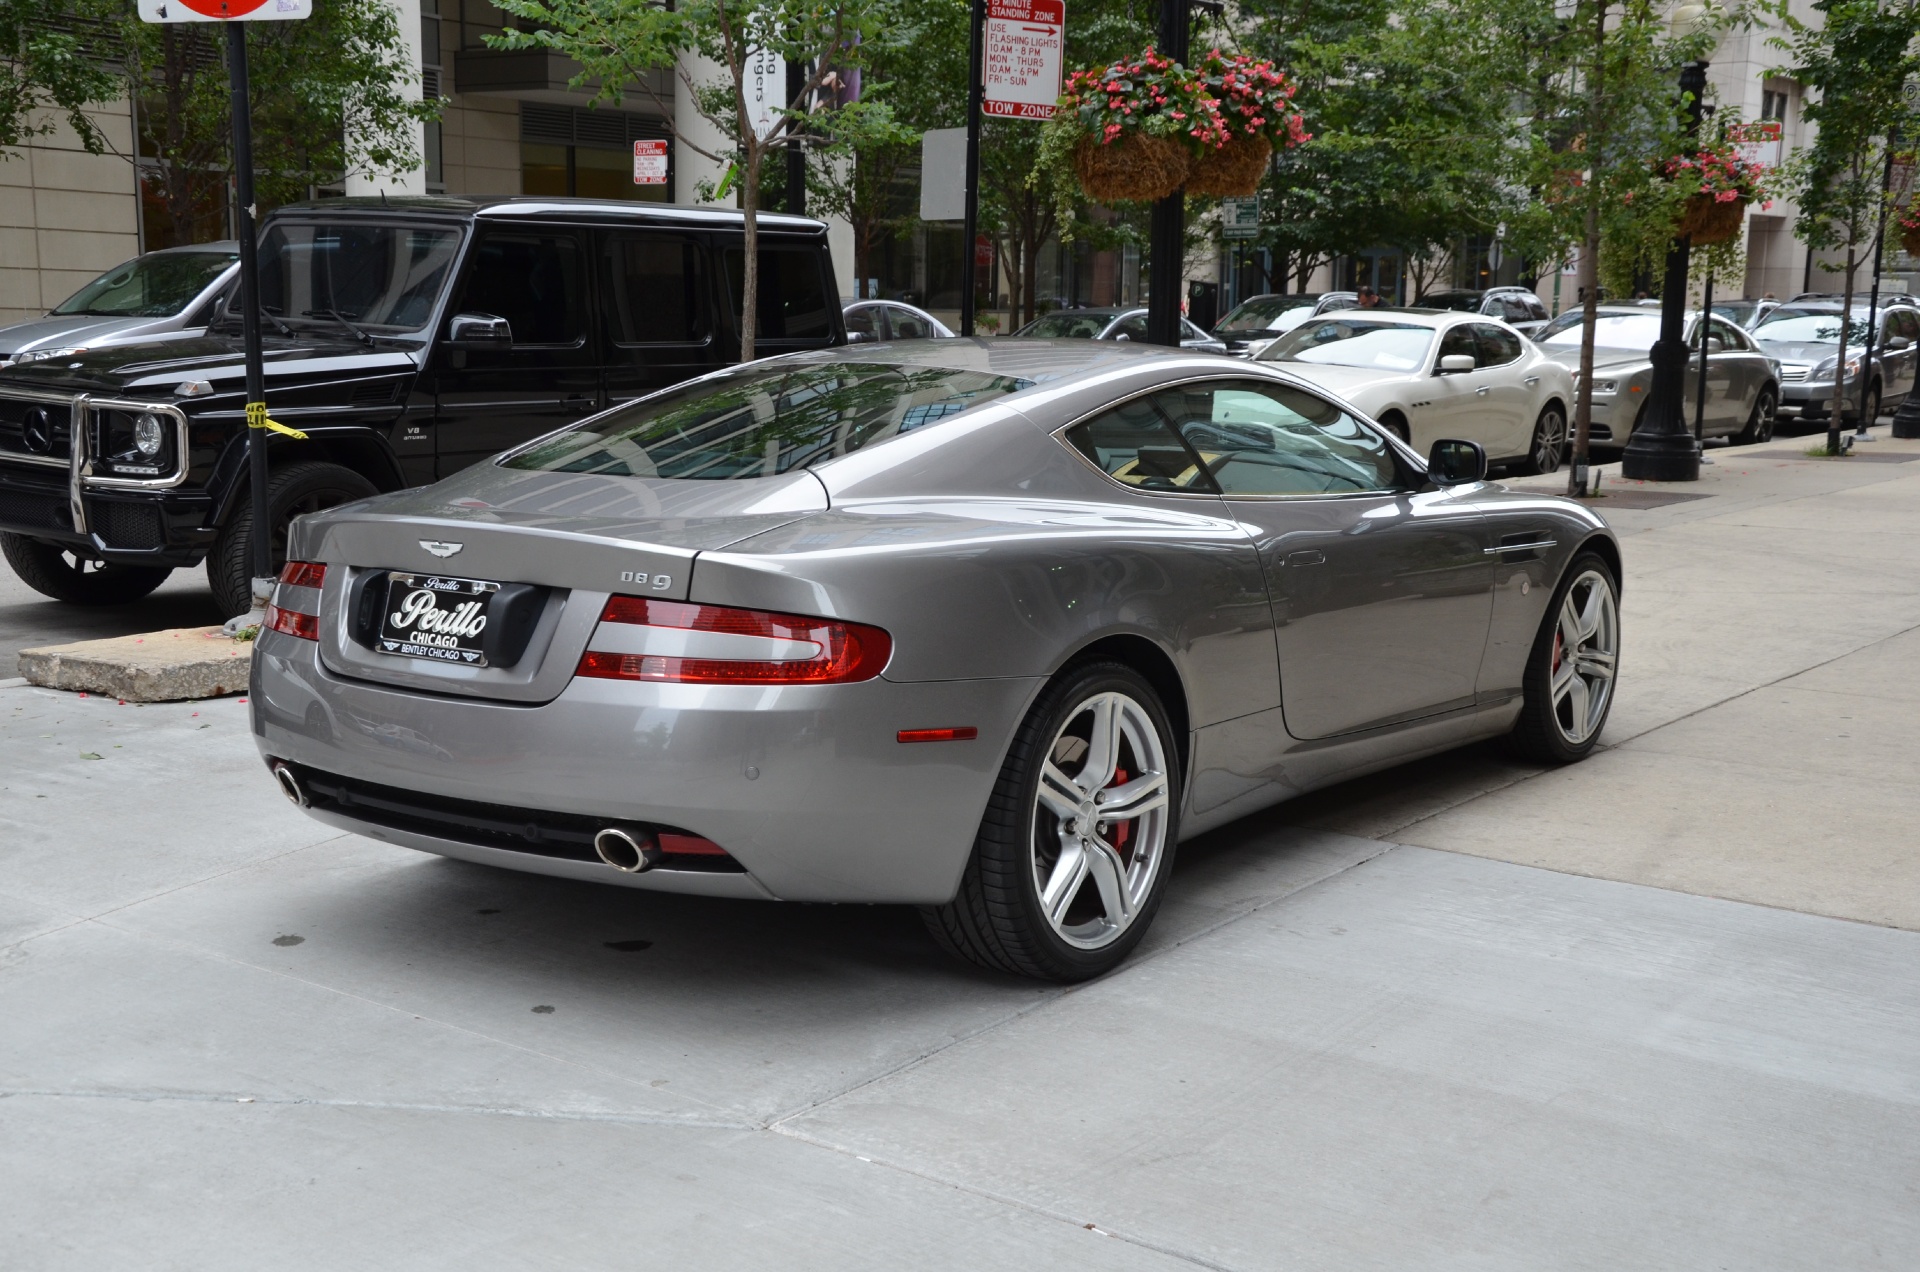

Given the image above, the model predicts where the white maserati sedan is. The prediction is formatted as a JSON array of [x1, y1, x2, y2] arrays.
[[1257, 308, 1576, 474]]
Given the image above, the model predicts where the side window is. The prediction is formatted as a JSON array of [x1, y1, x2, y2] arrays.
[[1711, 318, 1747, 350], [454, 231, 586, 346], [1064, 397, 1218, 492], [1152, 379, 1401, 496], [1473, 323, 1523, 366], [1111, 313, 1149, 341], [1437, 325, 1478, 366], [844, 305, 879, 339], [724, 246, 832, 340], [889, 307, 932, 339], [1896, 312, 1920, 340], [602, 234, 706, 345], [1502, 297, 1535, 324]]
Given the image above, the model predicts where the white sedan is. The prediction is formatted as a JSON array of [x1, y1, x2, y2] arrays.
[[1256, 308, 1575, 474]]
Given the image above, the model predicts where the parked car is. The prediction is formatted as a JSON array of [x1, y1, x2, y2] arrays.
[[0, 197, 842, 615], [1749, 302, 1920, 425], [1209, 292, 1359, 357], [1255, 308, 1575, 473], [0, 242, 239, 369], [1417, 286, 1552, 337], [842, 299, 954, 342], [1012, 307, 1228, 354], [1710, 297, 1781, 331], [1532, 306, 1782, 445], [253, 338, 1620, 982]]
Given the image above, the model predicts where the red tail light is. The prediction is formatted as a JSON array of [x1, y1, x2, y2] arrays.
[[265, 561, 326, 641], [578, 596, 891, 685]]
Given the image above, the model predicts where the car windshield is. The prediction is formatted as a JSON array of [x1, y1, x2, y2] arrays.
[[1263, 319, 1434, 371], [249, 222, 462, 332], [1712, 302, 1759, 327], [52, 251, 236, 318], [1752, 311, 1872, 345], [1536, 312, 1665, 351], [500, 361, 1035, 480], [1016, 312, 1120, 339], [1214, 296, 1318, 334], [1421, 291, 1484, 312]]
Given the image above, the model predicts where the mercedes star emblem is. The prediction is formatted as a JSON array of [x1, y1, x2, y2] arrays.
[[21, 406, 52, 455]]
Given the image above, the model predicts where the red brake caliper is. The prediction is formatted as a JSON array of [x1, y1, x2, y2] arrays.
[[1107, 765, 1133, 861], [1552, 629, 1563, 676]]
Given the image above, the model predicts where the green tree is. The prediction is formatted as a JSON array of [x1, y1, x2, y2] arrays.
[[1769, 0, 1920, 432], [493, 0, 895, 360], [0, 1, 119, 158]]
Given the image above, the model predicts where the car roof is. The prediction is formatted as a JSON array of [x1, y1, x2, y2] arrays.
[[1301, 307, 1485, 330], [267, 196, 827, 234]]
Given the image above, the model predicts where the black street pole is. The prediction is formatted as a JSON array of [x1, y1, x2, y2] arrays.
[[228, 22, 272, 596], [1852, 140, 1896, 439], [1621, 58, 1707, 483], [1145, 0, 1191, 347], [1694, 272, 1712, 461], [786, 59, 806, 216], [959, 0, 985, 336]]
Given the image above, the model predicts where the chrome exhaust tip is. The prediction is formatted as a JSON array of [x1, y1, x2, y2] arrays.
[[272, 762, 307, 809], [594, 826, 662, 874]]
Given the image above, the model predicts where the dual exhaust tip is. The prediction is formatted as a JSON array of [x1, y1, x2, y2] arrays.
[[274, 760, 660, 875]]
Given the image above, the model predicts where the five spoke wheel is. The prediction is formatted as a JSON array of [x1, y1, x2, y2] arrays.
[[1033, 691, 1171, 950], [1549, 569, 1618, 746]]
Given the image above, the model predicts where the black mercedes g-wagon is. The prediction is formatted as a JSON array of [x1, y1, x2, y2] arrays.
[[0, 196, 843, 615]]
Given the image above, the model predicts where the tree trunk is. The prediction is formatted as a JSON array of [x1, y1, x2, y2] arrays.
[[1832, 242, 1858, 451], [740, 145, 761, 363]]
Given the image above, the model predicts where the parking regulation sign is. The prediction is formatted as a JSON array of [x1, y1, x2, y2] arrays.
[[633, 140, 669, 186], [983, 0, 1065, 120], [137, 0, 312, 20]]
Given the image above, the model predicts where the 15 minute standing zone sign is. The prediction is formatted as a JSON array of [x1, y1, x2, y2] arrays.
[[983, 0, 1065, 121], [137, 0, 312, 20]]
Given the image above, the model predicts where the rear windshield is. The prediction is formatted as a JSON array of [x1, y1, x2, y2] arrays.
[[53, 250, 236, 318], [500, 361, 1034, 480], [1214, 296, 1317, 333]]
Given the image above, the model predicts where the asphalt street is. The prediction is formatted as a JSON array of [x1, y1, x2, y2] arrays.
[[4, 431, 1919, 1268]]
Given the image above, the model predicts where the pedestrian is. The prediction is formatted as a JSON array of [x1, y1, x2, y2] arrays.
[[1356, 285, 1382, 309]]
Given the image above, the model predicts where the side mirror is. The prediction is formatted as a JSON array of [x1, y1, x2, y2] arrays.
[[845, 330, 877, 344], [1113, 332, 1132, 342], [1888, 335, 1914, 351], [1428, 438, 1487, 486], [448, 312, 512, 347], [1437, 354, 1476, 374], [1704, 337, 1725, 354]]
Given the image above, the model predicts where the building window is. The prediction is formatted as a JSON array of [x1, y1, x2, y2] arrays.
[[1762, 89, 1789, 123], [421, 0, 444, 192], [520, 103, 669, 203]]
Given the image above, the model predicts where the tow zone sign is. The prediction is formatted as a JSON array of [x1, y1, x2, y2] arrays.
[[983, 0, 1064, 121]]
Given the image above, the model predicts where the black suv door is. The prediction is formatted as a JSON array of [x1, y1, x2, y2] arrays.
[[432, 225, 600, 476], [598, 228, 721, 407]]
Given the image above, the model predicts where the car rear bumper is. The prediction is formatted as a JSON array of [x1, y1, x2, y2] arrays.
[[251, 628, 1046, 904]]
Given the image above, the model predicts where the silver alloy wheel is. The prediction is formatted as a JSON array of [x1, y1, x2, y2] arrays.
[[1031, 690, 1171, 950], [1550, 568, 1619, 745], [1533, 406, 1567, 472]]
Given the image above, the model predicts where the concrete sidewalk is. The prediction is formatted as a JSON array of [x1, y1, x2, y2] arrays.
[[4, 432, 1919, 1269]]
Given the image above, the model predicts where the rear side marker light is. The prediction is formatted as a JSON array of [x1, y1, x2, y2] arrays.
[[579, 597, 891, 685], [265, 561, 327, 641], [898, 727, 978, 743]]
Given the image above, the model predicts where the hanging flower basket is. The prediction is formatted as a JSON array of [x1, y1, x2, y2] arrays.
[[1677, 193, 1748, 245], [1655, 143, 1769, 245], [1900, 207, 1920, 258], [1073, 132, 1193, 203], [1185, 51, 1307, 197]]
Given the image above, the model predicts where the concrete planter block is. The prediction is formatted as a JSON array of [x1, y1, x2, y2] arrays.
[[18, 626, 252, 702]]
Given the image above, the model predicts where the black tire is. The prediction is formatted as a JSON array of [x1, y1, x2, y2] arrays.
[[921, 661, 1182, 982], [0, 533, 172, 606], [1520, 403, 1568, 475], [208, 461, 377, 616], [1507, 551, 1620, 764], [1735, 386, 1777, 445]]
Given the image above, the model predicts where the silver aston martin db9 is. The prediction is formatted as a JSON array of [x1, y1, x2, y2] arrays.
[[253, 340, 1620, 981]]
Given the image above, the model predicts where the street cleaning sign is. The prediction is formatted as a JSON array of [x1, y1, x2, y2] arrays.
[[983, 0, 1065, 120], [137, 0, 311, 19], [633, 140, 669, 186]]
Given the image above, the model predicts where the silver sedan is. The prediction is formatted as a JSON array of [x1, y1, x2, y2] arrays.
[[253, 341, 1621, 981]]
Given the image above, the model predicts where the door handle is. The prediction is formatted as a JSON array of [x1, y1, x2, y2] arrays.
[[563, 394, 596, 411], [1476, 386, 1491, 396], [1285, 549, 1326, 568]]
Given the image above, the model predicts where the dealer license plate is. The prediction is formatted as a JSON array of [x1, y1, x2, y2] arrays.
[[376, 573, 500, 665]]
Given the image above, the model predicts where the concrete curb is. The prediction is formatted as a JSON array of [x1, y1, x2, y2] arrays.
[[18, 626, 252, 701]]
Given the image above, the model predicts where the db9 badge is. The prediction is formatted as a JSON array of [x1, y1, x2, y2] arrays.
[[378, 573, 500, 665]]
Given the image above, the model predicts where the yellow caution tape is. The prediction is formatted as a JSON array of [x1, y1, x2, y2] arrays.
[[245, 400, 307, 440]]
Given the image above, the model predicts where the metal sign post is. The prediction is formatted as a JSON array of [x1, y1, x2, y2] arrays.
[[139, 0, 311, 617], [962, 0, 1063, 335]]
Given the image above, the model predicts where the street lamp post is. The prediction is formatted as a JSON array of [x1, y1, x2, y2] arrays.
[[1621, 53, 1709, 483], [1145, 0, 1222, 347]]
